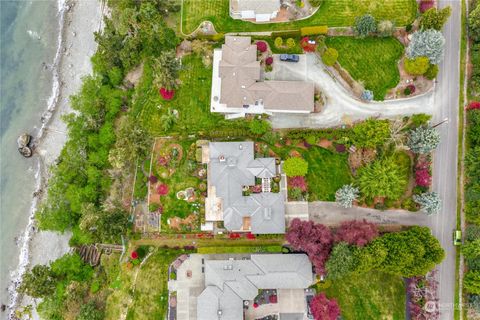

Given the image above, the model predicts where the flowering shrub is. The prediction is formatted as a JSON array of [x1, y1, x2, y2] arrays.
[[415, 168, 431, 187], [468, 101, 480, 110], [149, 175, 158, 183], [265, 56, 273, 65], [131, 251, 138, 259], [256, 41, 267, 52], [158, 156, 168, 166], [419, 0, 435, 13], [250, 185, 262, 193], [407, 272, 439, 320], [310, 293, 341, 320], [157, 184, 169, 195], [159, 88, 175, 100], [288, 176, 308, 192], [300, 37, 316, 52]]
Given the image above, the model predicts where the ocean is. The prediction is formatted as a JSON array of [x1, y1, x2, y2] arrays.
[[0, 0, 63, 316]]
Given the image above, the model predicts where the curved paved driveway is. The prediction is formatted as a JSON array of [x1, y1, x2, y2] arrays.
[[271, 54, 435, 129]]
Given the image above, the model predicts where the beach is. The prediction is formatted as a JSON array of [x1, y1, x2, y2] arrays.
[[3, 0, 104, 318]]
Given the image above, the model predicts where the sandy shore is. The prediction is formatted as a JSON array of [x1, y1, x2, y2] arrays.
[[11, 0, 104, 318]]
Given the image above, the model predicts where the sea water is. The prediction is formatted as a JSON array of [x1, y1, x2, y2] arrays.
[[0, 1, 63, 317]]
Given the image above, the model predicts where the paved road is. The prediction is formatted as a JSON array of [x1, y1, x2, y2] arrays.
[[270, 54, 435, 129], [431, 1, 462, 318]]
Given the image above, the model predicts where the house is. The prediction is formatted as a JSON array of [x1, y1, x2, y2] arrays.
[[202, 141, 286, 234], [211, 36, 315, 119], [230, 0, 281, 22], [196, 254, 314, 320]]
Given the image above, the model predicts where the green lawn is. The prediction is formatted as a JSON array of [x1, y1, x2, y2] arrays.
[[181, 0, 417, 34], [325, 36, 404, 100], [133, 54, 247, 136], [301, 146, 352, 201], [320, 271, 406, 320], [105, 248, 191, 320]]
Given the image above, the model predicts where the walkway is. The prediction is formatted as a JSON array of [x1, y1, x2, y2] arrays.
[[271, 54, 435, 129]]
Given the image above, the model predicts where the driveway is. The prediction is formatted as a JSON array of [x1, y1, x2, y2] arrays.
[[307, 201, 431, 227], [270, 53, 434, 128]]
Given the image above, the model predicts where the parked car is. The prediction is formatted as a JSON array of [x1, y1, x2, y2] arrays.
[[280, 54, 300, 62], [453, 230, 462, 246]]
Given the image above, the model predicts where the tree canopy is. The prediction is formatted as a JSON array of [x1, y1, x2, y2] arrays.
[[406, 30, 445, 64], [354, 14, 377, 38], [352, 119, 390, 148], [356, 157, 408, 200], [283, 157, 309, 177], [420, 7, 452, 31]]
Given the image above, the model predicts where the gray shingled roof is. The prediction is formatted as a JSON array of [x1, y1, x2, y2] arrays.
[[218, 36, 314, 112], [236, 0, 281, 14], [197, 254, 314, 320], [196, 286, 243, 320], [207, 142, 285, 234]]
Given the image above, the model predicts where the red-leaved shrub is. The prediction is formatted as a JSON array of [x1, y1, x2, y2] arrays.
[[157, 184, 169, 195], [131, 251, 138, 259], [300, 37, 316, 52], [288, 176, 308, 192], [468, 101, 480, 110], [419, 0, 435, 13], [159, 88, 175, 100], [265, 56, 273, 65], [256, 41, 267, 52], [310, 293, 341, 320], [334, 219, 379, 247], [415, 168, 431, 187], [286, 219, 333, 274], [149, 175, 158, 183]]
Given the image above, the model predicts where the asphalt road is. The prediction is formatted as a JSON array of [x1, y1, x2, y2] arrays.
[[431, 1, 462, 318]]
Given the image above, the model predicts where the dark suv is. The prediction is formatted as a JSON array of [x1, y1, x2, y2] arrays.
[[279, 54, 300, 62]]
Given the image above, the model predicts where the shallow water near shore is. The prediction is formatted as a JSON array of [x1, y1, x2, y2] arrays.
[[0, 0, 60, 315]]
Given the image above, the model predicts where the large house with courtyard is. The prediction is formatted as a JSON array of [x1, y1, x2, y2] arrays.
[[211, 36, 314, 119], [201, 141, 286, 234], [168, 253, 315, 320]]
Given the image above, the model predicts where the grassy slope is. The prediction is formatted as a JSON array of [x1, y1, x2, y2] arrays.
[[326, 36, 404, 99], [105, 249, 186, 320], [301, 146, 352, 201], [322, 271, 406, 320], [133, 54, 246, 137], [182, 0, 418, 34]]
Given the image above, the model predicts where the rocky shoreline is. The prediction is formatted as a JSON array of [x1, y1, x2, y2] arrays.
[[8, 0, 105, 318]]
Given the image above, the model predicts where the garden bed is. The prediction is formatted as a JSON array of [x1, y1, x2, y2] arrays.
[[148, 138, 207, 232]]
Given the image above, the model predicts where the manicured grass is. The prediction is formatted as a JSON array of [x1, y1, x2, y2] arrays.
[[320, 271, 406, 320], [197, 245, 283, 254], [181, 0, 417, 34], [325, 36, 404, 100], [133, 54, 246, 136], [300, 146, 352, 201]]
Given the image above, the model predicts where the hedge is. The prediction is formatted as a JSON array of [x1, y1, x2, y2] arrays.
[[197, 245, 282, 254], [301, 26, 329, 36], [271, 30, 301, 38]]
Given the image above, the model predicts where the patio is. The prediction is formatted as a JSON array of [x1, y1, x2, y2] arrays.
[[244, 289, 309, 319]]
